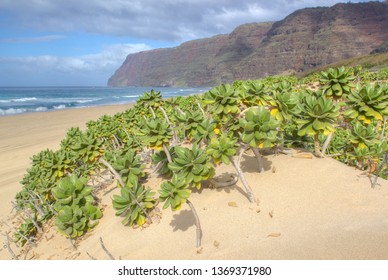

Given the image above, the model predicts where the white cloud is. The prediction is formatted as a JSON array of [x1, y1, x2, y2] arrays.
[[0, 35, 66, 43], [0, 0, 378, 42], [0, 43, 151, 86]]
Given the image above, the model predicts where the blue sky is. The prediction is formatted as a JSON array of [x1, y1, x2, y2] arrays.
[[0, 0, 379, 86]]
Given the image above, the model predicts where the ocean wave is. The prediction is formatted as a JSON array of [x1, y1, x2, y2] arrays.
[[0, 97, 38, 103], [76, 99, 97, 104], [0, 106, 51, 116]]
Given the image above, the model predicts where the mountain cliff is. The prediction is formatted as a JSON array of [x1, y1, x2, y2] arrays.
[[108, 1, 388, 87]]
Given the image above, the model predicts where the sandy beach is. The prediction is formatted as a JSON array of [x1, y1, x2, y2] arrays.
[[1, 104, 388, 260]]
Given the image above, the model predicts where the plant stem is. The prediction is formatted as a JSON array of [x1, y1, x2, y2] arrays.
[[28, 192, 46, 217], [162, 144, 172, 164], [230, 157, 257, 203], [186, 199, 202, 248], [251, 147, 265, 173], [149, 106, 156, 119], [322, 132, 333, 156], [196, 101, 205, 117], [12, 202, 42, 233], [380, 117, 387, 141], [99, 158, 153, 225], [159, 106, 178, 145], [314, 134, 324, 158], [371, 152, 388, 188], [176, 107, 186, 116]]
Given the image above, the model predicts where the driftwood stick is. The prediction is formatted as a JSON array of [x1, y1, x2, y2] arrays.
[[100, 237, 115, 260], [209, 174, 238, 188], [86, 252, 98, 260], [4, 233, 18, 260], [99, 158, 152, 224]]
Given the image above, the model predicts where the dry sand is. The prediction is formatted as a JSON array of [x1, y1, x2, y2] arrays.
[[1, 105, 388, 260]]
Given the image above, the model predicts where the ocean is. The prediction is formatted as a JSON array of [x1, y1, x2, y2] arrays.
[[0, 86, 210, 116]]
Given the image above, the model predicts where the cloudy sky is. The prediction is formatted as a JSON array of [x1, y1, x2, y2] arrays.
[[0, 0, 379, 86]]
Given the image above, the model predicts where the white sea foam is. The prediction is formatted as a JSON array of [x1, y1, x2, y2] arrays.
[[35, 107, 48, 112], [54, 105, 66, 110], [0, 108, 27, 116], [123, 95, 140, 98]]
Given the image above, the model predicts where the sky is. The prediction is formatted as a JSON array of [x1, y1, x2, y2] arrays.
[[0, 0, 381, 86]]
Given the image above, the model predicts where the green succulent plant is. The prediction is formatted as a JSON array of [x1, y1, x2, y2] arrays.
[[71, 131, 104, 165], [320, 66, 356, 99], [60, 127, 82, 151], [350, 121, 380, 148], [193, 119, 216, 145], [206, 135, 238, 165], [52, 174, 102, 238], [52, 174, 93, 211], [344, 83, 388, 124], [297, 95, 340, 136], [175, 109, 204, 140], [296, 95, 340, 157], [239, 106, 280, 148], [159, 175, 191, 211], [238, 80, 270, 107], [152, 146, 176, 178], [268, 82, 300, 122], [203, 84, 240, 120], [14, 218, 38, 246], [137, 89, 163, 108], [138, 118, 172, 150], [112, 178, 156, 227], [55, 204, 101, 238], [104, 149, 146, 184], [168, 144, 215, 189], [42, 149, 75, 183]]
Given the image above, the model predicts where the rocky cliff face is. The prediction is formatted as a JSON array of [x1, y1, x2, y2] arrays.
[[108, 1, 388, 87]]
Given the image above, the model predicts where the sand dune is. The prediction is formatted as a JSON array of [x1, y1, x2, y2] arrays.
[[1, 105, 387, 260]]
